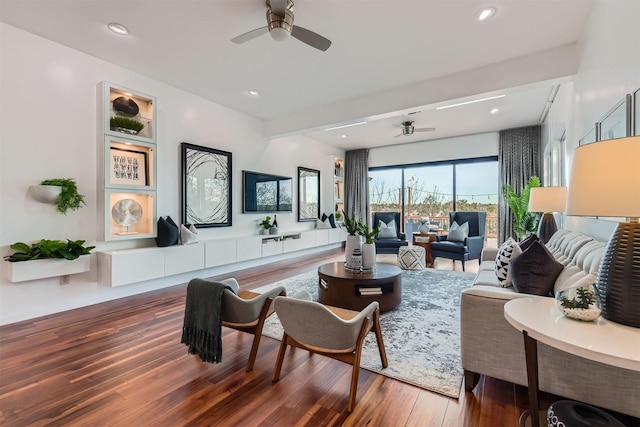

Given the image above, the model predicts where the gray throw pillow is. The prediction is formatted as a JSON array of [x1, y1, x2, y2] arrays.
[[510, 240, 564, 296], [378, 219, 397, 239], [447, 221, 469, 242]]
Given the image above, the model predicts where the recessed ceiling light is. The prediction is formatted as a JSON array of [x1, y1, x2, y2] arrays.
[[341, 134, 348, 138], [478, 7, 496, 21], [324, 121, 367, 131], [490, 108, 499, 114], [107, 22, 129, 35], [247, 90, 260, 96], [436, 95, 505, 110]]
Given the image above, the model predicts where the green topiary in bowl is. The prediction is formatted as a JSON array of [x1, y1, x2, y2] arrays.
[[110, 116, 144, 134]]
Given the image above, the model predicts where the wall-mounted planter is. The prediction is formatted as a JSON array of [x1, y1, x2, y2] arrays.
[[30, 185, 62, 204], [5, 255, 91, 283]]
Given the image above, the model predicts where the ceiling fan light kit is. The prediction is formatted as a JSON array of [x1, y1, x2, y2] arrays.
[[394, 121, 436, 138], [231, 0, 331, 51]]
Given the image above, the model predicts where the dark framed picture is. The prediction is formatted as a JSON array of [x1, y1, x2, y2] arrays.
[[109, 147, 148, 186], [181, 142, 232, 227], [298, 166, 320, 222]]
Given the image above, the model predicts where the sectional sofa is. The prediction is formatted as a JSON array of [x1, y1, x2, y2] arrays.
[[460, 229, 640, 418]]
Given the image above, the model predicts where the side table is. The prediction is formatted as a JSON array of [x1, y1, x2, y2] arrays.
[[412, 232, 437, 268], [504, 297, 640, 427]]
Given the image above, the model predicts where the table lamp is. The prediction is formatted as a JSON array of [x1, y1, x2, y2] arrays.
[[528, 186, 568, 243], [566, 136, 640, 328]]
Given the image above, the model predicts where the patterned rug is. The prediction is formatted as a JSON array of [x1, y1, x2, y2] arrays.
[[252, 266, 475, 399]]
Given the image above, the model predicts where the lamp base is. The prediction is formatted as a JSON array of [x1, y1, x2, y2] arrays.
[[597, 219, 640, 328], [537, 213, 558, 244]]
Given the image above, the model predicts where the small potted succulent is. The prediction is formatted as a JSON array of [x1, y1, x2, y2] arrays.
[[259, 216, 272, 235], [556, 284, 602, 321]]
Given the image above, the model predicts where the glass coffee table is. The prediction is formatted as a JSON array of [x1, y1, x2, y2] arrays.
[[317, 262, 402, 312]]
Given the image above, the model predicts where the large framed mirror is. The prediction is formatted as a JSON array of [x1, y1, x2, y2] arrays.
[[298, 167, 320, 222]]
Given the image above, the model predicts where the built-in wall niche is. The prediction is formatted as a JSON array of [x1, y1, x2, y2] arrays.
[[105, 137, 155, 189], [101, 82, 156, 143], [104, 190, 156, 240]]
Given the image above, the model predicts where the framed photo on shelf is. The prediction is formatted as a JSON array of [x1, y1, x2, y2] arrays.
[[181, 142, 232, 227], [109, 147, 148, 186]]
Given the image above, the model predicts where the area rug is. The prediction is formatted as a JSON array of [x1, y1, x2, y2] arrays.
[[252, 266, 475, 399]]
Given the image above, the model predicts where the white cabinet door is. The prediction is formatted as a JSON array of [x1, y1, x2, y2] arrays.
[[205, 239, 237, 267]]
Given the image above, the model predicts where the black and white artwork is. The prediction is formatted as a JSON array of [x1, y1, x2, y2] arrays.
[[181, 143, 232, 227], [110, 147, 147, 185]]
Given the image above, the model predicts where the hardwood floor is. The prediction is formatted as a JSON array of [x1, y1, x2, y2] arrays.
[[0, 248, 616, 426]]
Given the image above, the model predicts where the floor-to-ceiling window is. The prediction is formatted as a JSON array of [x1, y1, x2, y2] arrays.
[[368, 157, 498, 247]]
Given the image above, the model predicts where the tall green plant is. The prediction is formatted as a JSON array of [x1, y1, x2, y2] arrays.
[[503, 176, 541, 240], [342, 211, 361, 236], [358, 222, 381, 244]]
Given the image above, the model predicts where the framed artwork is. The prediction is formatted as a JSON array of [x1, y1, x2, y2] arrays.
[[181, 142, 232, 227], [298, 167, 320, 222], [109, 147, 148, 186], [598, 94, 631, 141]]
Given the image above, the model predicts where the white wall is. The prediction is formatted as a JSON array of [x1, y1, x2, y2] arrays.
[[368, 132, 498, 168], [0, 23, 343, 325], [542, 0, 640, 239]]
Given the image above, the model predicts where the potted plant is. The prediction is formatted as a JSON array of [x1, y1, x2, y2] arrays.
[[110, 116, 145, 135], [38, 178, 87, 215], [259, 216, 272, 235], [4, 239, 95, 283], [503, 176, 541, 240], [358, 222, 381, 269], [342, 211, 363, 267], [556, 284, 602, 321]]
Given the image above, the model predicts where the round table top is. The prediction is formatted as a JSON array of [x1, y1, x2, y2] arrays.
[[318, 262, 402, 280], [504, 297, 640, 371]]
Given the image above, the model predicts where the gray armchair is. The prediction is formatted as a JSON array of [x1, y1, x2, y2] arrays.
[[430, 212, 487, 271], [372, 211, 408, 254], [272, 295, 388, 412], [219, 278, 286, 371]]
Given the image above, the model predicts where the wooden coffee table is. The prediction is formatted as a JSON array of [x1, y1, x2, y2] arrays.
[[317, 262, 402, 312]]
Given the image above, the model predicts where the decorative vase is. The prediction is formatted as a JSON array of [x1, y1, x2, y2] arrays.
[[345, 235, 363, 268], [349, 248, 363, 270], [269, 226, 278, 235], [362, 242, 376, 270], [418, 222, 431, 234], [555, 283, 602, 322], [259, 228, 268, 235]]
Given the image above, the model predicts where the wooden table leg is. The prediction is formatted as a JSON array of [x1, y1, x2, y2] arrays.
[[522, 330, 542, 427]]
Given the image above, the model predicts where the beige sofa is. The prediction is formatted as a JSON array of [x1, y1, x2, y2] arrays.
[[460, 229, 640, 418]]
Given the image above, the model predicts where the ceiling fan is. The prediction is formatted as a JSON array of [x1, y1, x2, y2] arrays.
[[231, 0, 331, 51], [394, 121, 436, 138]]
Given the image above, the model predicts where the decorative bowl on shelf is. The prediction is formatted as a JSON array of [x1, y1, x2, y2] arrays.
[[555, 283, 602, 322]]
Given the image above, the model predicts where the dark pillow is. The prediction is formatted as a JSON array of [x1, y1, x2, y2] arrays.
[[156, 216, 179, 247], [519, 233, 539, 252], [510, 240, 563, 296], [322, 213, 337, 228]]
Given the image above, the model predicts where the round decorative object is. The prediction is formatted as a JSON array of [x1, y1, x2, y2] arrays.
[[269, 226, 279, 235], [112, 96, 139, 117], [547, 400, 625, 427], [111, 198, 143, 227], [555, 283, 602, 322]]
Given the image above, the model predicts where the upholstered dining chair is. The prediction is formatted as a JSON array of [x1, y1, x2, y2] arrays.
[[219, 278, 286, 371], [429, 211, 487, 271], [272, 294, 388, 412], [372, 211, 408, 254]]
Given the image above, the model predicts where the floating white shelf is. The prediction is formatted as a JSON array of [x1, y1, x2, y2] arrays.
[[5, 255, 91, 283]]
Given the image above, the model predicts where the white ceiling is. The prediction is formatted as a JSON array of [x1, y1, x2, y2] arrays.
[[0, 0, 595, 150]]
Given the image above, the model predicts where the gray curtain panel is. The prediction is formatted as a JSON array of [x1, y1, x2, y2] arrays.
[[345, 149, 370, 224], [498, 125, 541, 244]]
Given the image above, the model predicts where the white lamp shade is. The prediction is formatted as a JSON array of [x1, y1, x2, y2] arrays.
[[528, 186, 567, 213], [566, 136, 640, 217]]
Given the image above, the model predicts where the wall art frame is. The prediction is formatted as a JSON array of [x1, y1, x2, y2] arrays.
[[181, 142, 232, 228], [109, 146, 148, 186], [297, 166, 320, 222]]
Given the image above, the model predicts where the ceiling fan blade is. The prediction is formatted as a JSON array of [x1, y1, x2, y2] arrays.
[[231, 26, 269, 44], [268, 0, 288, 15], [291, 25, 331, 51], [414, 127, 436, 132]]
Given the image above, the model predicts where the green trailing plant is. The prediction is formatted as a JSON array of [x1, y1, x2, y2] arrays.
[[40, 178, 87, 215], [502, 176, 541, 240], [110, 116, 144, 133], [259, 216, 272, 230], [334, 211, 342, 221], [358, 222, 381, 244], [560, 286, 597, 309], [342, 211, 361, 236], [4, 239, 95, 262]]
